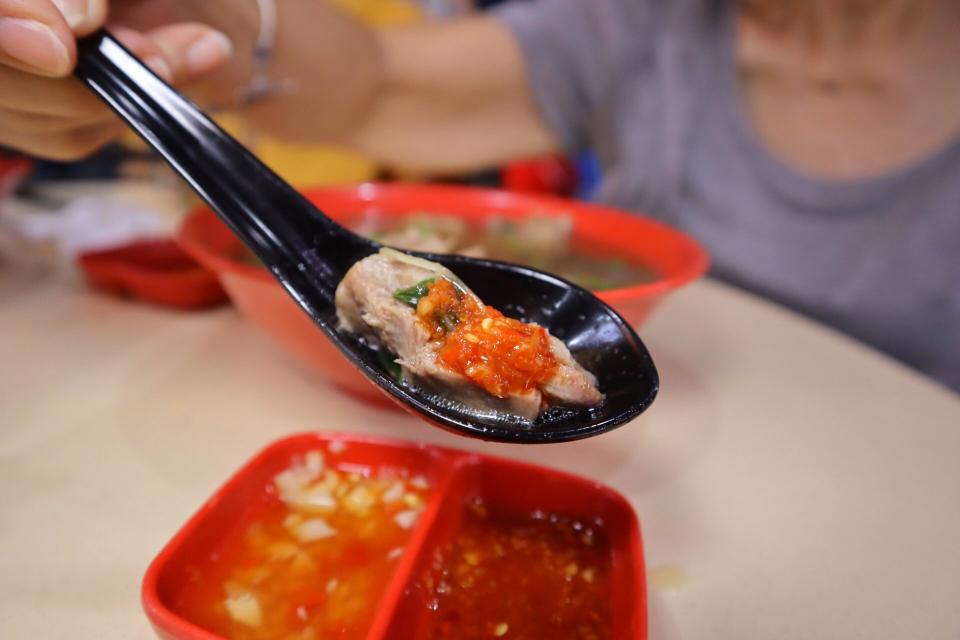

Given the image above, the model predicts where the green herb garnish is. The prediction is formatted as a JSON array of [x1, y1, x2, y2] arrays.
[[392, 278, 436, 308], [376, 349, 403, 383]]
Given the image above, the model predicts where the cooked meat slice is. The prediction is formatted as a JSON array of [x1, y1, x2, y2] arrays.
[[336, 251, 544, 419], [335, 251, 434, 358], [335, 249, 602, 420], [541, 337, 603, 406], [399, 354, 543, 420], [363, 215, 471, 255]]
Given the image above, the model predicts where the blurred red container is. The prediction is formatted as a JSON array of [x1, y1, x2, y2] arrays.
[[502, 155, 578, 196], [0, 156, 33, 209], [177, 183, 707, 403], [77, 239, 228, 310], [141, 432, 646, 640]]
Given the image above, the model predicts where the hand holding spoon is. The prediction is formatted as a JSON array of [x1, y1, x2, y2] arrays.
[[73, 30, 658, 443]]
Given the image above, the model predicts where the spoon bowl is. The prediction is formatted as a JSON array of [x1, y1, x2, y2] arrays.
[[74, 30, 658, 443]]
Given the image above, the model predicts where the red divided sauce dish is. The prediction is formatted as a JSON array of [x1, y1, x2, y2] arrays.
[[177, 183, 708, 404], [142, 433, 646, 640], [77, 239, 228, 310]]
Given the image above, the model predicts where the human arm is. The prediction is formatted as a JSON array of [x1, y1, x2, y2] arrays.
[[117, 0, 562, 174], [0, 0, 560, 173]]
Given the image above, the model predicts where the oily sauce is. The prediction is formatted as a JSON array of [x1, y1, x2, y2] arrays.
[[415, 499, 612, 639], [415, 278, 558, 398]]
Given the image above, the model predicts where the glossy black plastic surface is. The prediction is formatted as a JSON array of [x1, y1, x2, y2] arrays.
[[74, 30, 658, 443]]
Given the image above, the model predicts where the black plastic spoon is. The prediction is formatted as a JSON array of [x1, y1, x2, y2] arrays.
[[73, 30, 658, 443]]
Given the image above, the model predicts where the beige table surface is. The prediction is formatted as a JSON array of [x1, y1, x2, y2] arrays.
[[1, 183, 959, 639]]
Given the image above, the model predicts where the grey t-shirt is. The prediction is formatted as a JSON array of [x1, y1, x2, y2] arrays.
[[497, 0, 960, 392]]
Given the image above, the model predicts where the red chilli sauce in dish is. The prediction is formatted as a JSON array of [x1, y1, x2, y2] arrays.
[[412, 498, 613, 639]]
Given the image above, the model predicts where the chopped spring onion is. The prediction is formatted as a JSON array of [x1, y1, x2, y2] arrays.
[[392, 278, 436, 308], [376, 349, 403, 383], [379, 247, 469, 291]]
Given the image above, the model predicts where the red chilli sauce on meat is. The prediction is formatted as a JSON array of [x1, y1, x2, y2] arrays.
[[400, 277, 559, 398]]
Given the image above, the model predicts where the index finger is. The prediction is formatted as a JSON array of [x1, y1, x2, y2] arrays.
[[51, 0, 108, 36]]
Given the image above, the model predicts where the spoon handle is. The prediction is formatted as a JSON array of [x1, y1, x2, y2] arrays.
[[73, 29, 358, 306]]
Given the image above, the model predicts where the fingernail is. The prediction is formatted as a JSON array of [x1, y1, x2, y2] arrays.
[[0, 18, 71, 75], [144, 55, 172, 81], [184, 31, 232, 75], [51, 0, 90, 31]]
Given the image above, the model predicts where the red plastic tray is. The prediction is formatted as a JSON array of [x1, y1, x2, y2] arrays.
[[77, 239, 228, 310], [142, 433, 647, 639]]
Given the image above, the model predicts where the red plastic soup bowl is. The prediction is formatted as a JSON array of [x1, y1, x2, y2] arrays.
[[177, 183, 708, 403]]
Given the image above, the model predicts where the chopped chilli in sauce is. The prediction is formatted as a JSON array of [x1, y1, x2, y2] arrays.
[[412, 498, 612, 639], [407, 278, 559, 398]]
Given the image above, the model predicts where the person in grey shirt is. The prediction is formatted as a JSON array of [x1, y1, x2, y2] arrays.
[[498, 0, 960, 391], [2, 0, 958, 391]]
